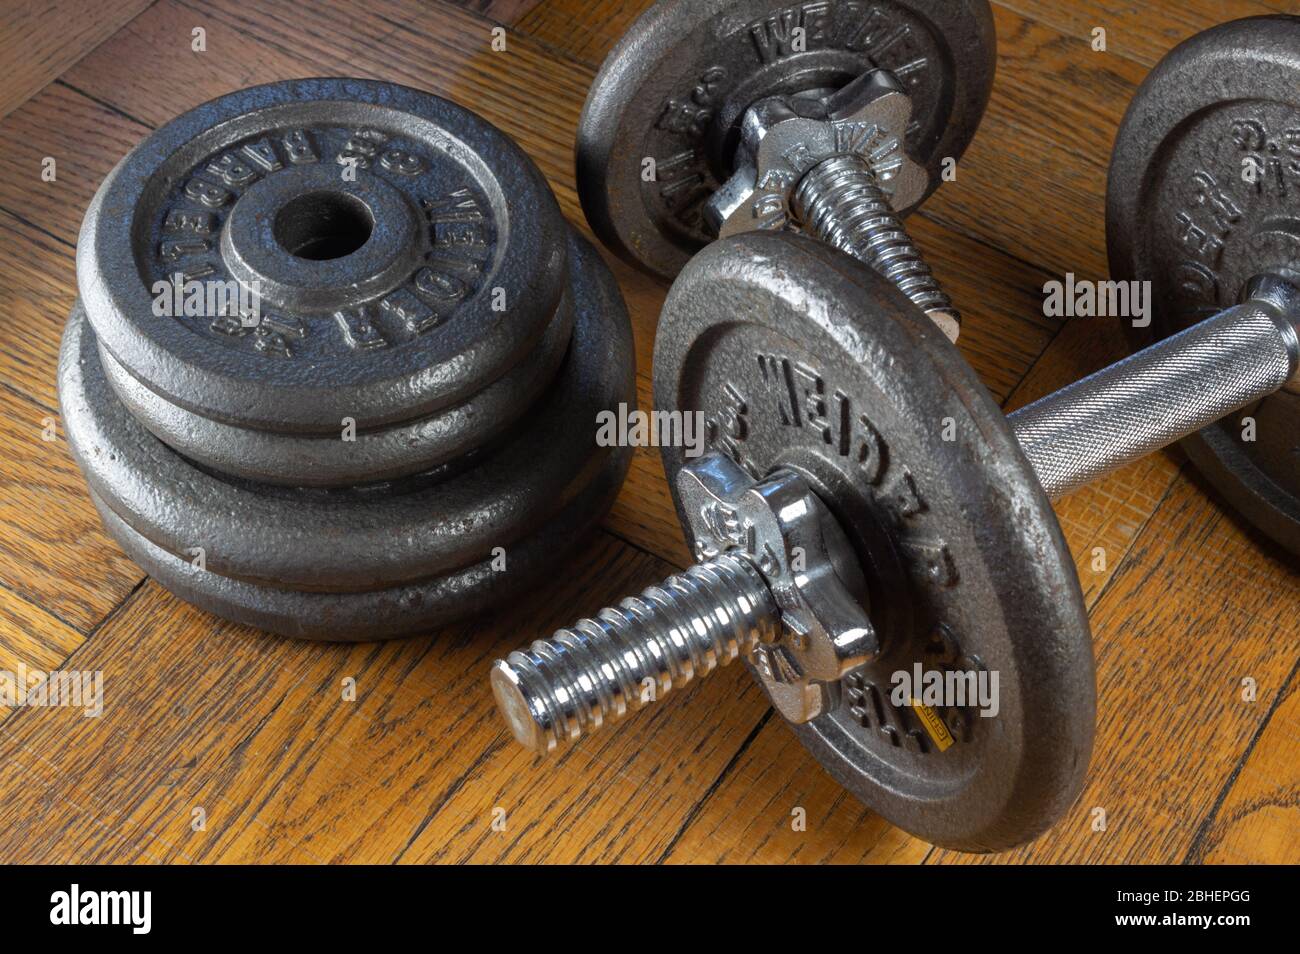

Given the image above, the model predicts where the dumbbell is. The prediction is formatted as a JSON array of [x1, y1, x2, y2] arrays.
[[60, 79, 636, 640], [489, 18, 1300, 852], [1108, 15, 1300, 553], [576, 0, 997, 340]]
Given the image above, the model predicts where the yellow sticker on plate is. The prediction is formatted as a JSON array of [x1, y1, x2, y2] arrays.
[[911, 700, 955, 752]]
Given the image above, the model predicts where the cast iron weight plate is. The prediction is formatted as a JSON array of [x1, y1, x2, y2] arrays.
[[86, 438, 631, 641], [1108, 15, 1300, 554], [654, 233, 1094, 851], [98, 284, 575, 487], [61, 233, 636, 594], [576, 0, 996, 279], [79, 78, 568, 434]]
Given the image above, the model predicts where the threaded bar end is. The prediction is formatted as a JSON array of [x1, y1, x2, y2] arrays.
[[793, 154, 959, 339], [491, 553, 778, 756]]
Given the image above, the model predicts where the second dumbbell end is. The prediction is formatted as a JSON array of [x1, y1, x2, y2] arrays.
[[1008, 274, 1300, 499]]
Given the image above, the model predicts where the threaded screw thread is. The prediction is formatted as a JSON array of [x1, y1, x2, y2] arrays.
[[491, 553, 779, 756], [793, 154, 960, 339]]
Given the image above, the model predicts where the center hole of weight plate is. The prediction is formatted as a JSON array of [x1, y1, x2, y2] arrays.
[[272, 191, 375, 261]]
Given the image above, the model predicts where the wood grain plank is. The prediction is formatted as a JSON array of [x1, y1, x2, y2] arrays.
[[395, 662, 765, 863], [0, 588, 86, 678], [929, 474, 1300, 863], [0, 535, 776, 864], [659, 713, 932, 864], [987, 4, 1147, 167], [0, 378, 143, 633], [0, 80, 150, 249], [515, 0, 649, 65], [995, 0, 1281, 68], [920, 0, 1147, 282], [1186, 667, 1299, 864], [0, 211, 78, 411], [443, 0, 545, 23], [60, 0, 318, 129], [0, 0, 153, 120], [0, 583, 324, 864]]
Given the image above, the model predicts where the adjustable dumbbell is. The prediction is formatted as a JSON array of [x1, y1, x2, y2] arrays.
[[577, 0, 997, 340], [489, 17, 1300, 852]]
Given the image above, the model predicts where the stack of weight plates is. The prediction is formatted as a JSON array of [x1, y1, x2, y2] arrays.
[[59, 79, 635, 640]]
